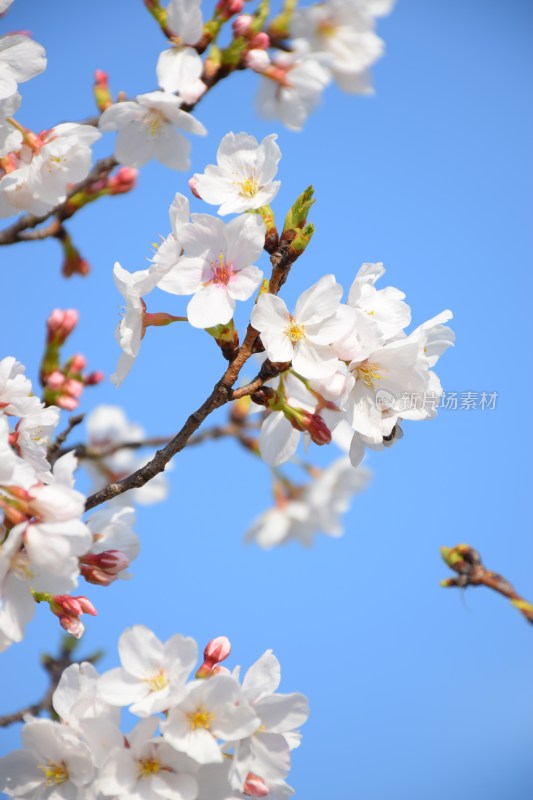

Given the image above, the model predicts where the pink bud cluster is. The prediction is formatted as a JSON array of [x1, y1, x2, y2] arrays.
[[50, 594, 97, 638]]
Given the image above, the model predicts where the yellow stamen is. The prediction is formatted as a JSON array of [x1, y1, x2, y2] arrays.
[[317, 18, 337, 37], [239, 176, 259, 197], [147, 670, 169, 692], [37, 762, 68, 787], [285, 320, 305, 342], [187, 706, 215, 731], [138, 759, 161, 778], [356, 362, 383, 389]]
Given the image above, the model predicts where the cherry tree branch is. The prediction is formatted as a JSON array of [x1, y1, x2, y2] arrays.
[[0, 637, 103, 728], [47, 413, 86, 461], [84, 237, 304, 511], [440, 544, 533, 625]]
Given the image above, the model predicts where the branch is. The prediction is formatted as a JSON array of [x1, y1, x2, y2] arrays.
[[440, 544, 533, 624], [84, 234, 305, 510], [47, 413, 85, 462], [0, 637, 102, 728]]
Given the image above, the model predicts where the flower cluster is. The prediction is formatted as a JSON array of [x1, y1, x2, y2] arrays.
[[112, 131, 454, 498], [0, 356, 140, 650], [0, 627, 309, 800]]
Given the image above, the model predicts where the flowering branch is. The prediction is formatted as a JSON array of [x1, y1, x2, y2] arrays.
[[440, 544, 533, 625], [47, 413, 85, 462], [0, 636, 102, 728]]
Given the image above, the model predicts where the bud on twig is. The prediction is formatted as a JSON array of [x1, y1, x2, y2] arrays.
[[196, 636, 231, 678]]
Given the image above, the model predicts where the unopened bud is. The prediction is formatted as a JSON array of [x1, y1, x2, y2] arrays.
[[84, 370, 105, 386], [245, 48, 271, 72], [306, 412, 332, 445], [189, 176, 201, 199], [196, 636, 231, 678], [232, 13, 253, 36], [68, 354, 87, 373], [216, 0, 244, 20], [81, 550, 129, 585], [62, 378, 83, 399], [56, 395, 78, 411], [93, 69, 112, 112], [249, 32, 270, 49], [251, 386, 277, 407], [243, 773, 269, 797], [46, 308, 78, 345], [45, 370, 65, 390], [108, 166, 138, 195]]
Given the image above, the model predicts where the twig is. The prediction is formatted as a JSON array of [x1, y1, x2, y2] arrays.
[[0, 636, 102, 728], [47, 413, 85, 463], [84, 237, 304, 510], [440, 544, 533, 624]]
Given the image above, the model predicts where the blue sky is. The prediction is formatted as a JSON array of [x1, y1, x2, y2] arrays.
[[1, 1, 532, 798]]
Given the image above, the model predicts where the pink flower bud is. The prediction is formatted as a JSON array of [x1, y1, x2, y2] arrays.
[[216, 0, 243, 20], [250, 32, 270, 50], [232, 14, 253, 36], [68, 354, 87, 373], [59, 615, 85, 638], [243, 773, 269, 797], [196, 636, 231, 678], [94, 69, 109, 87], [63, 378, 83, 398], [108, 167, 138, 195], [46, 308, 78, 345], [84, 370, 105, 386], [50, 594, 96, 638], [45, 370, 65, 390], [56, 395, 78, 411], [189, 177, 201, 199], [245, 49, 271, 72], [306, 413, 332, 446], [82, 550, 129, 575]]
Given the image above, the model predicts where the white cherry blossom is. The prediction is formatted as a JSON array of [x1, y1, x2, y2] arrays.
[[162, 674, 260, 764], [192, 132, 281, 215], [158, 213, 265, 329], [0, 718, 94, 799], [167, 0, 204, 44], [157, 45, 206, 102], [0, 34, 46, 100], [0, 93, 22, 157], [98, 718, 198, 800], [256, 53, 330, 131], [99, 91, 206, 170], [98, 624, 198, 716], [251, 275, 347, 379]]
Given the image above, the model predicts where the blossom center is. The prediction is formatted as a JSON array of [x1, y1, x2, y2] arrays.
[[37, 761, 68, 787], [187, 705, 215, 730], [144, 109, 164, 137], [211, 252, 233, 286], [147, 669, 169, 692], [285, 320, 305, 342], [138, 758, 161, 778], [355, 361, 382, 389], [239, 176, 259, 198], [317, 18, 338, 37]]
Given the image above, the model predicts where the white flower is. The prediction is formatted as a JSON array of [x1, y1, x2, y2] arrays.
[[0, 123, 101, 216], [0, 523, 35, 651], [53, 662, 121, 729], [0, 718, 94, 799], [83, 505, 140, 583], [99, 91, 206, 170], [230, 650, 309, 790], [292, 0, 386, 94], [245, 457, 371, 548], [150, 191, 191, 280], [98, 718, 198, 800], [12, 405, 60, 480], [192, 132, 281, 215], [99, 624, 198, 716], [110, 261, 155, 386], [162, 674, 260, 764], [251, 275, 347, 379], [256, 53, 330, 131], [0, 93, 22, 157], [0, 356, 40, 417], [0, 34, 46, 100], [157, 45, 206, 101], [158, 213, 265, 329], [83, 405, 170, 505], [167, 0, 204, 44]]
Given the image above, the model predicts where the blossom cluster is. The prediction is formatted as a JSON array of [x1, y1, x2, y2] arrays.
[[0, 0, 396, 222], [0, 356, 142, 650], [112, 131, 454, 522], [0, 627, 309, 800]]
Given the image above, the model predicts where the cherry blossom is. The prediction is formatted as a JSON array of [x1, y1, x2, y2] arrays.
[[161, 673, 260, 764], [98, 624, 198, 715], [99, 91, 206, 170], [0, 34, 46, 100], [192, 132, 281, 215], [256, 53, 330, 131], [251, 275, 347, 379], [158, 213, 265, 329]]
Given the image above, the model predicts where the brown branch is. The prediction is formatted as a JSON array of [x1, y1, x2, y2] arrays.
[[0, 637, 102, 728], [440, 544, 533, 625], [47, 413, 85, 463]]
